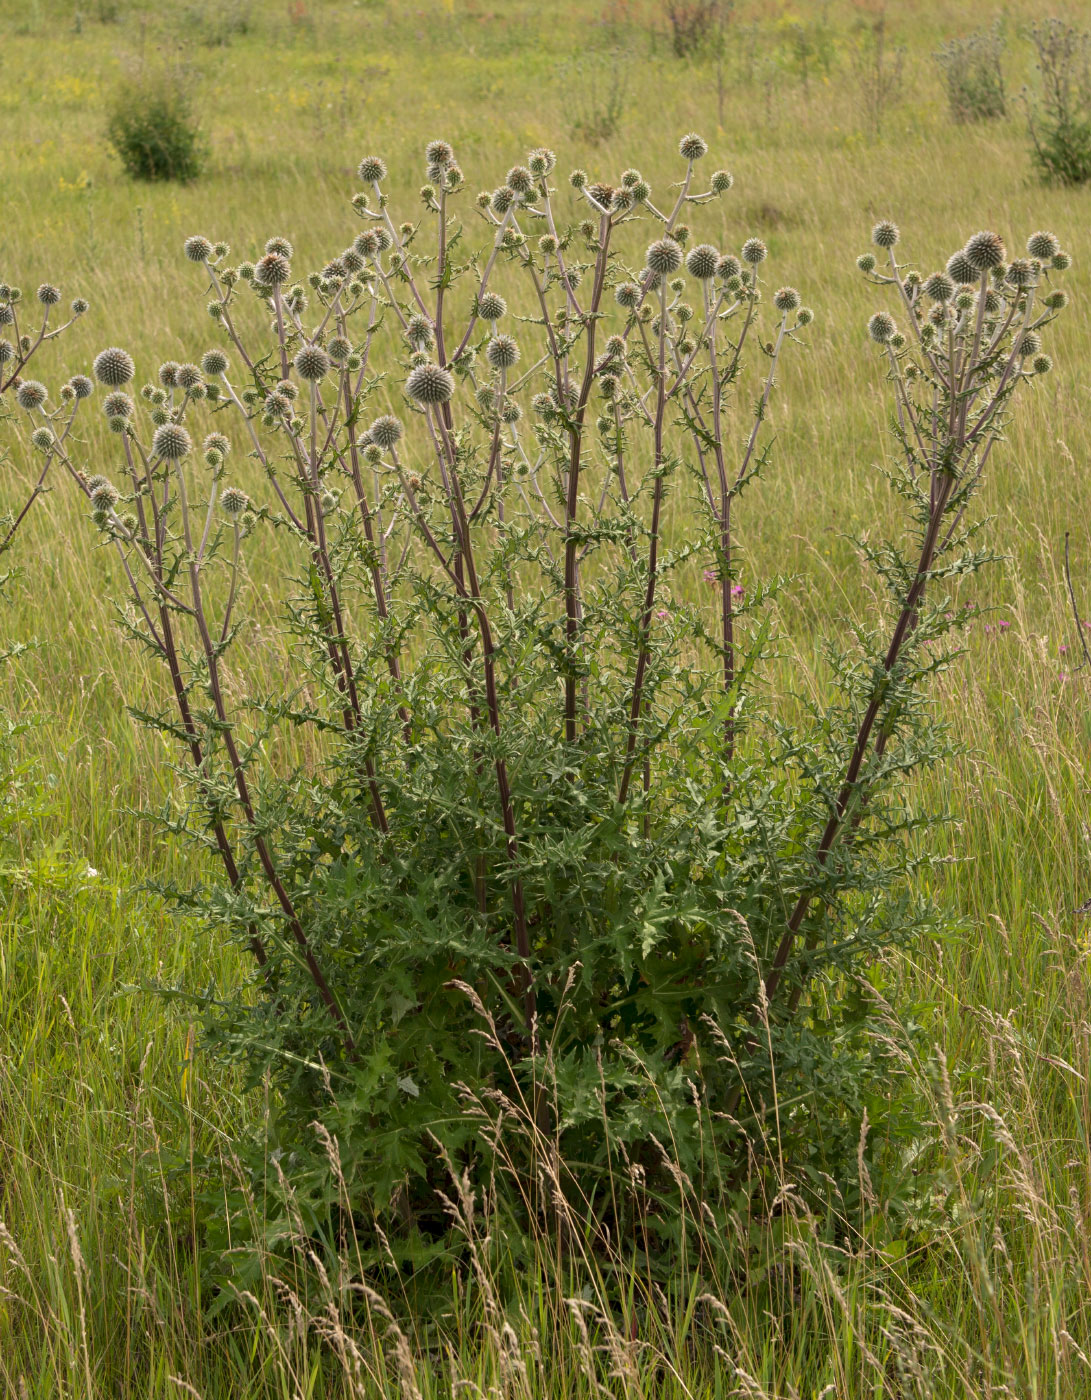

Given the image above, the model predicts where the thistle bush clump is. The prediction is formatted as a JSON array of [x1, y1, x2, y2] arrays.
[[106, 72, 207, 182], [48, 135, 1070, 1286], [934, 19, 1006, 123], [1026, 17, 1091, 185]]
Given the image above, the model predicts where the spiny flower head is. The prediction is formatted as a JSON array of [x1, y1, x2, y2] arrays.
[[486, 334, 520, 371], [773, 286, 801, 313], [204, 431, 230, 458], [327, 336, 351, 364], [527, 147, 556, 178], [1031, 353, 1052, 374], [184, 235, 213, 263], [177, 363, 203, 391], [872, 220, 899, 248], [254, 251, 291, 287], [221, 485, 250, 516], [685, 244, 719, 280], [406, 361, 455, 405], [354, 229, 381, 260], [71, 297, 88, 316], [478, 291, 507, 322], [679, 131, 708, 160], [646, 238, 683, 277], [1052, 250, 1072, 271], [857, 252, 877, 273], [406, 314, 435, 349], [425, 139, 454, 169], [507, 165, 534, 195], [15, 380, 48, 410], [103, 390, 134, 419], [358, 155, 387, 184], [1005, 257, 1035, 289], [1027, 230, 1060, 260], [1015, 330, 1042, 358], [294, 345, 331, 381], [491, 185, 515, 215], [963, 230, 1006, 272], [868, 311, 897, 344], [265, 236, 293, 259], [69, 374, 94, 399], [369, 414, 403, 448], [94, 346, 135, 387], [30, 425, 54, 451], [201, 349, 229, 376], [710, 169, 733, 194], [946, 250, 978, 285], [153, 423, 192, 460], [795, 306, 815, 326], [924, 271, 955, 302], [90, 481, 119, 510], [37, 283, 61, 306], [741, 237, 767, 266], [615, 281, 640, 309], [717, 254, 741, 282]]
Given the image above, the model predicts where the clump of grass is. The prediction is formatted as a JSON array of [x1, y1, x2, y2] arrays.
[[106, 73, 207, 183]]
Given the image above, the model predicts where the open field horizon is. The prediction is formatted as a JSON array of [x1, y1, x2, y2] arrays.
[[2, 1, 1091, 1395]]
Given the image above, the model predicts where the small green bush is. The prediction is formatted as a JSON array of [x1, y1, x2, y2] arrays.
[[1027, 18, 1091, 185], [934, 20, 1006, 123], [106, 77, 207, 183]]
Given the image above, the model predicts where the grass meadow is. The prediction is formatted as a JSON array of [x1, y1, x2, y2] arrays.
[[2, 0, 1091, 1394]]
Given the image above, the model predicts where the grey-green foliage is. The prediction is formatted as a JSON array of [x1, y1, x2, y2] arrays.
[[50, 139, 1071, 1287], [935, 19, 1006, 123]]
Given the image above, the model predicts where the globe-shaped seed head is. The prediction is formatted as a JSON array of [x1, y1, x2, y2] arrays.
[[294, 345, 331, 382], [528, 147, 555, 177], [946, 251, 978, 285], [406, 362, 455, 405], [369, 414, 403, 449], [963, 230, 1006, 272], [923, 271, 954, 302], [406, 314, 435, 348], [486, 334, 520, 371], [1016, 331, 1042, 358], [615, 281, 640, 309], [153, 423, 192, 460], [184, 235, 213, 263], [221, 486, 250, 516], [478, 291, 506, 322], [176, 363, 203, 391], [71, 297, 88, 315], [679, 131, 708, 160], [1006, 258, 1035, 289], [264, 237, 293, 259], [90, 482, 119, 510], [569, 168, 588, 189], [507, 165, 533, 195], [37, 283, 61, 306], [686, 244, 719, 280], [1032, 353, 1053, 374], [796, 306, 814, 326], [1052, 251, 1072, 271], [646, 238, 683, 277], [868, 311, 897, 344], [502, 401, 521, 423], [15, 380, 48, 410], [1043, 289, 1068, 310], [1027, 230, 1060, 260], [773, 285, 801, 313], [741, 237, 767, 266], [103, 390, 133, 419], [327, 337, 351, 364], [872, 220, 899, 248], [201, 349, 229, 377], [255, 252, 291, 287], [857, 252, 877, 273], [30, 425, 54, 450], [69, 374, 94, 399], [94, 346, 135, 387], [710, 169, 733, 194]]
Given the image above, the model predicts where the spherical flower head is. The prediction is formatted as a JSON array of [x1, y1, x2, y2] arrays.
[[1043, 289, 1068, 311], [1031, 353, 1053, 375], [569, 168, 588, 190], [103, 390, 134, 419], [354, 229, 381, 261], [221, 485, 250, 516], [856, 252, 877, 274], [710, 169, 733, 194], [30, 425, 54, 451], [69, 374, 94, 400], [153, 423, 192, 460], [1005, 257, 1034, 289], [363, 443, 383, 465], [324, 336, 350, 365], [946, 251, 978, 285], [1027, 230, 1060, 261], [611, 187, 634, 214], [679, 131, 708, 160], [796, 306, 815, 327], [954, 291, 974, 312], [204, 433, 230, 461], [1016, 330, 1042, 358], [1052, 250, 1072, 272], [94, 346, 135, 387], [491, 185, 515, 215], [528, 147, 556, 177], [868, 311, 897, 344], [37, 283, 61, 306], [646, 238, 683, 277], [486, 334, 519, 371], [425, 139, 454, 170], [741, 237, 767, 266], [871, 220, 899, 249], [71, 297, 89, 316], [615, 281, 640, 309], [320, 490, 339, 515], [255, 251, 291, 287], [0, 305, 12, 327], [980, 288, 1001, 315], [294, 345, 331, 382], [406, 362, 455, 405], [963, 230, 1006, 273], [201, 348, 229, 377], [358, 155, 387, 184], [923, 271, 954, 302], [685, 243, 719, 280], [532, 392, 555, 419], [15, 379, 48, 410], [478, 291, 507, 322], [264, 237, 293, 259], [501, 401, 521, 424], [90, 482, 119, 510], [773, 285, 801, 313], [507, 164, 533, 195], [406, 314, 435, 349], [176, 363, 203, 391], [184, 235, 213, 263], [369, 414, 403, 449]]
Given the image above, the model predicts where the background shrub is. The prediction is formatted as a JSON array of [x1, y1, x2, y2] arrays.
[[1026, 17, 1091, 185], [106, 74, 207, 182], [934, 19, 1006, 122]]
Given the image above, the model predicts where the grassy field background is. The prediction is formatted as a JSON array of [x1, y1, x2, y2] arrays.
[[2, 0, 1091, 1394]]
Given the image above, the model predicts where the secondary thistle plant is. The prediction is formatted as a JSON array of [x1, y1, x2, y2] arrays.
[[45, 134, 1070, 1281]]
